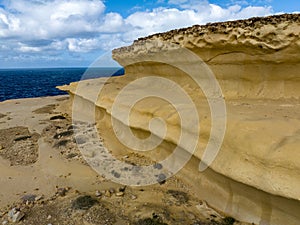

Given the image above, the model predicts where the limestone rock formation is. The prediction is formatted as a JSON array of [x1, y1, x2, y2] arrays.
[[59, 14, 300, 225]]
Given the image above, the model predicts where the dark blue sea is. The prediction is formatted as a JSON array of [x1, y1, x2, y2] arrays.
[[0, 67, 124, 102]]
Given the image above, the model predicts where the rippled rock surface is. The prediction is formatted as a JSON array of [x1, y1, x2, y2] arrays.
[[59, 14, 300, 225]]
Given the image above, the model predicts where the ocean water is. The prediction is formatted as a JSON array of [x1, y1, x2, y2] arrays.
[[0, 67, 124, 102]]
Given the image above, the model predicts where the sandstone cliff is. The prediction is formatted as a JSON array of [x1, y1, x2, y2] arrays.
[[113, 13, 300, 100], [59, 14, 300, 225]]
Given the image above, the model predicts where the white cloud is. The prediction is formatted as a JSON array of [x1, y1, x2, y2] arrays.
[[235, 5, 273, 18], [0, 0, 274, 67], [17, 40, 68, 53], [99, 12, 126, 32], [0, 0, 106, 39], [18, 45, 42, 53], [123, 3, 272, 40], [67, 38, 99, 52], [123, 8, 199, 41]]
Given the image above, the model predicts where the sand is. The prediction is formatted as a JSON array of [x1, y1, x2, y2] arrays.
[[0, 96, 245, 225]]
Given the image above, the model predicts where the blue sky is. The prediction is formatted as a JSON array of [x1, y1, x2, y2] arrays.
[[0, 0, 298, 68]]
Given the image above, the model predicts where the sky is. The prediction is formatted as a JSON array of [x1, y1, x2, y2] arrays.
[[0, 0, 298, 68]]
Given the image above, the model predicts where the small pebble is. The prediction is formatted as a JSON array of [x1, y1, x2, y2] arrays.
[[119, 186, 126, 192], [113, 172, 121, 178], [35, 195, 43, 201], [153, 163, 163, 170], [8, 208, 25, 223], [95, 190, 102, 197], [131, 195, 137, 200], [157, 174, 167, 185], [116, 192, 124, 197], [109, 188, 115, 194], [104, 190, 111, 197], [56, 187, 68, 197]]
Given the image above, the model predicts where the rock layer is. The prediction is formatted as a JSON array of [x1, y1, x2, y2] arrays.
[[59, 14, 300, 225], [113, 13, 300, 100]]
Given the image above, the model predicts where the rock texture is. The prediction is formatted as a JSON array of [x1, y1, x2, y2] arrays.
[[113, 13, 300, 100], [59, 14, 300, 225]]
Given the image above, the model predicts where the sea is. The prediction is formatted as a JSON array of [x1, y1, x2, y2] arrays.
[[0, 67, 124, 102]]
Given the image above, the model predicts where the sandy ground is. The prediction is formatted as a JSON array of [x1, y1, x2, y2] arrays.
[[0, 96, 247, 225]]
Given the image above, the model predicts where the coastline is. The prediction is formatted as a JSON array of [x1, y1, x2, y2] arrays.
[[1, 13, 299, 225], [59, 13, 300, 225]]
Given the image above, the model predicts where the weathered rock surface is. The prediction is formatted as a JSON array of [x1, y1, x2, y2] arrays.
[[59, 14, 300, 225]]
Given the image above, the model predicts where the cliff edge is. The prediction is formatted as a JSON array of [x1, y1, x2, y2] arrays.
[[113, 13, 300, 100]]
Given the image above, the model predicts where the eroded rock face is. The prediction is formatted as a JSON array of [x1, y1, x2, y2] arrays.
[[59, 14, 300, 225], [113, 13, 300, 100]]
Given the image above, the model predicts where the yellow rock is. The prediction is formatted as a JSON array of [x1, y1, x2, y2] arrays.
[[58, 14, 300, 225]]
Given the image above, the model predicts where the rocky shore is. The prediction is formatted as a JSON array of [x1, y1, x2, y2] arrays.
[[59, 14, 300, 225], [0, 96, 246, 225]]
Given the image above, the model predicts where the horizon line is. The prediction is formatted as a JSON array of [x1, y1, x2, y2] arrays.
[[0, 66, 124, 70]]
